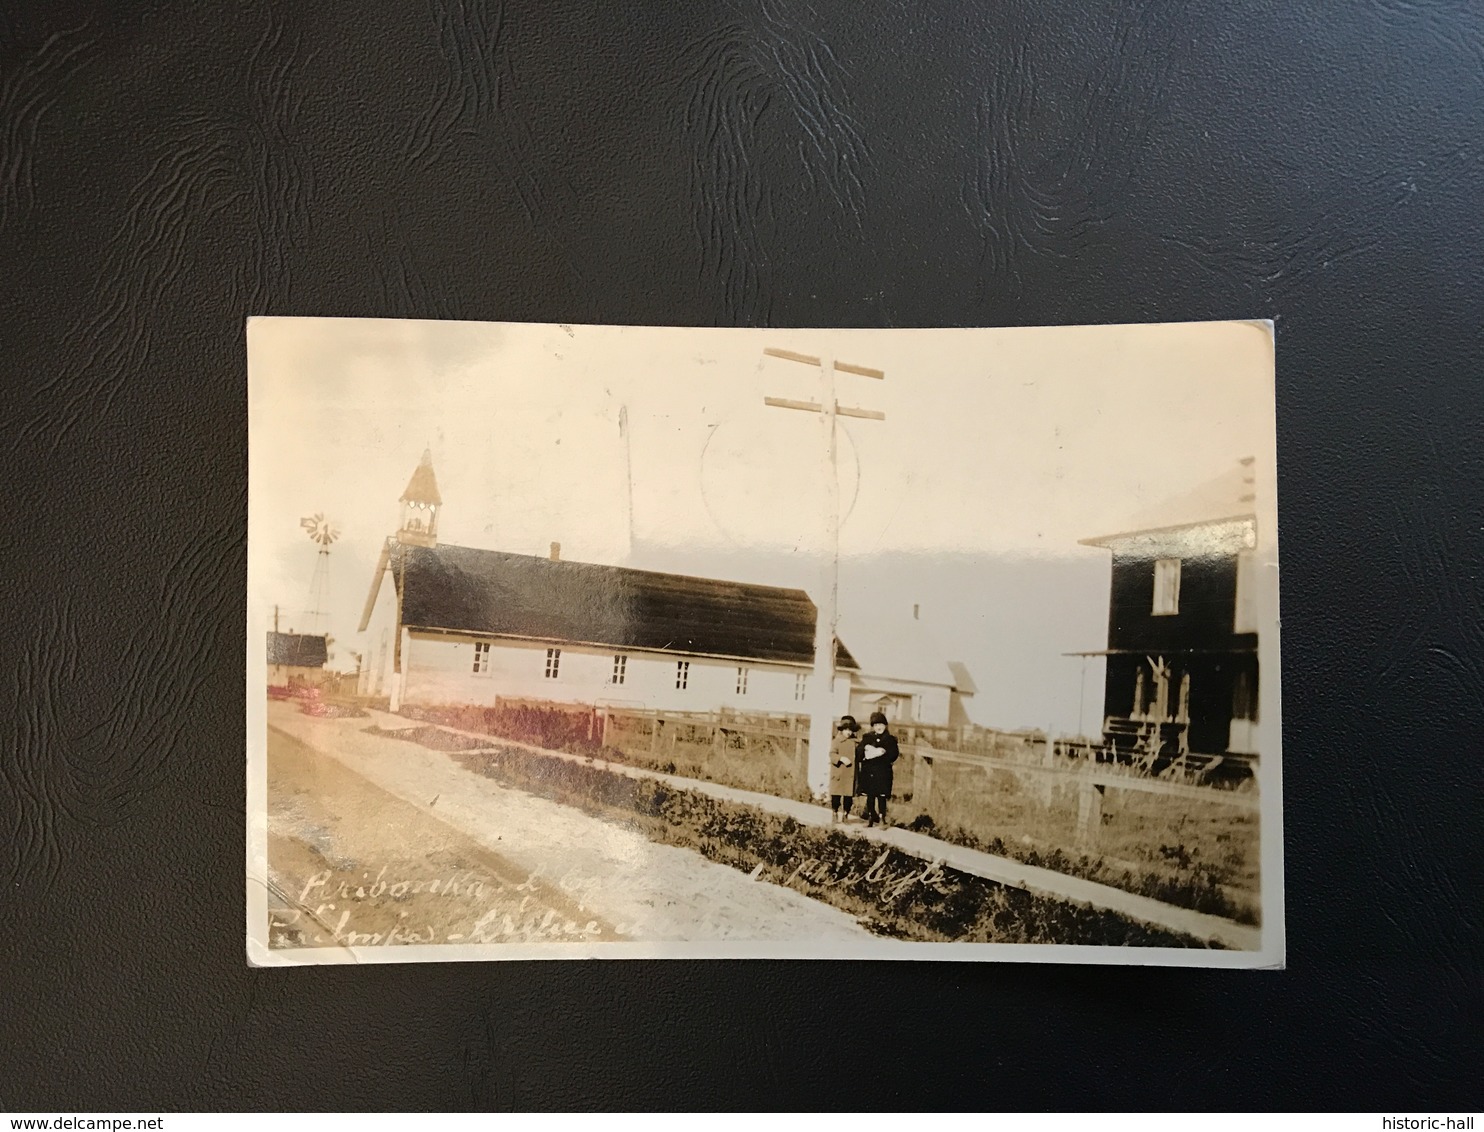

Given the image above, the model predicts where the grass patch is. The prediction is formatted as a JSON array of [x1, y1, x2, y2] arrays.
[[904, 763, 1260, 926], [904, 811, 1255, 925]]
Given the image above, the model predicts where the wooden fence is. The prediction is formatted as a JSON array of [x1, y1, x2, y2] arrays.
[[594, 708, 1257, 839], [598, 707, 814, 801], [900, 739, 1258, 847]]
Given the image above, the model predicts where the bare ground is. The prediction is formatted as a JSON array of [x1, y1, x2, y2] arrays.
[[266, 725, 623, 948], [264, 700, 872, 945]]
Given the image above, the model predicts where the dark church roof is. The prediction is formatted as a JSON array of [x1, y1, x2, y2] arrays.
[[378, 543, 857, 669], [267, 632, 328, 667], [400, 448, 442, 506]]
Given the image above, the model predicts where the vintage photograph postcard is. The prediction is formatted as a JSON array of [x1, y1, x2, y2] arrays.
[[246, 318, 1282, 967]]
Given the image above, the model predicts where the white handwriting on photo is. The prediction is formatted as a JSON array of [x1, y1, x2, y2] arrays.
[[269, 851, 957, 947]]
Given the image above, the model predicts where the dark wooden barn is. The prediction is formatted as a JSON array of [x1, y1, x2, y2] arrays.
[[266, 630, 329, 687], [1076, 460, 1261, 767]]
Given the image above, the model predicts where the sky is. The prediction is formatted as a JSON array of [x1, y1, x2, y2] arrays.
[[247, 317, 1277, 736]]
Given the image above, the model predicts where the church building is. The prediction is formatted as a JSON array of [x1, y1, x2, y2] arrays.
[[357, 450, 863, 717]]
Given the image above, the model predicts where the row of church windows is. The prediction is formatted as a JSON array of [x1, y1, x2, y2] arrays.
[[467, 643, 809, 700]]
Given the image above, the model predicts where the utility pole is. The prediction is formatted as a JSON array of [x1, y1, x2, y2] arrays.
[[1080, 655, 1093, 741], [390, 541, 406, 713], [762, 346, 885, 800]]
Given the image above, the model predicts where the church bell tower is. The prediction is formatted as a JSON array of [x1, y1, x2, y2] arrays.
[[397, 448, 441, 547]]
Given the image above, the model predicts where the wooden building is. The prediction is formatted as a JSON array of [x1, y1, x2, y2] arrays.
[[841, 606, 975, 727], [1077, 459, 1261, 763], [357, 453, 858, 716], [267, 631, 328, 687]]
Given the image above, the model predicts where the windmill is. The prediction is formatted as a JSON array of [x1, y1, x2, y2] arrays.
[[301, 513, 340, 634]]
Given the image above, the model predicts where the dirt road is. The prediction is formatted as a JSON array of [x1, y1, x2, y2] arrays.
[[265, 700, 871, 946], [267, 726, 622, 949]]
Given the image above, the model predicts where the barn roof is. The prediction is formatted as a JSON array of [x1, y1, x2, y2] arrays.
[[370, 543, 857, 669], [1080, 458, 1258, 548], [1124, 458, 1256, 530], [267, 632, 327, 667]]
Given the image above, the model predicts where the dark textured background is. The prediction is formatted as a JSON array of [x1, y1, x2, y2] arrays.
[[2, 0, 1481, 1111]]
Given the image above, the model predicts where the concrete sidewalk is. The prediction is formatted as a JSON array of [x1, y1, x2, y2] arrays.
[[388, 710, 1262, 950]]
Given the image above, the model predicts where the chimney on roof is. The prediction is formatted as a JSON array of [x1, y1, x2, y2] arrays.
[[549, 541, 561, 562]]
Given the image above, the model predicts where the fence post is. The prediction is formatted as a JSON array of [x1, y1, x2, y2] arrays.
[[1034, 730, 1057, 806], [913, 753, 934, 816], [1076, 782, 1105, 844], [650, 716, 660, 756]]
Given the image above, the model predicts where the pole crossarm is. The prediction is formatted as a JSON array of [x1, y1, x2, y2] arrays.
[[762, 347, 822, 367], [763, 396, 823, 413], [763, 396, 886, 421], [763, 347, 884, 380]]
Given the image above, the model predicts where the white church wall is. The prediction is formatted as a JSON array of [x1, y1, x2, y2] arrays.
[[399, 631, 834, 717]]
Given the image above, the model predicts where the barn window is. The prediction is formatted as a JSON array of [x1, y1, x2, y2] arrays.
[[736, 667, 749, 695], [794, 672, 807, 702], [675, 660, 689, 690], [472, 642, 490, 674], [545, 648, 561, 679], [1152, 558, 1181, 615], [611, 654, 627, 685]]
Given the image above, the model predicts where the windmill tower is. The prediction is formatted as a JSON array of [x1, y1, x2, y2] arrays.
[[300, 512, 341, 634]]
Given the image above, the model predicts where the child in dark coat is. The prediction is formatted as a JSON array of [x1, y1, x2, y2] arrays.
[[856, 711, 900, 827]]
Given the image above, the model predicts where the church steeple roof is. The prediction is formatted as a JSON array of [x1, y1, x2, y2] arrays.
[[400, 448, 442, 506]]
